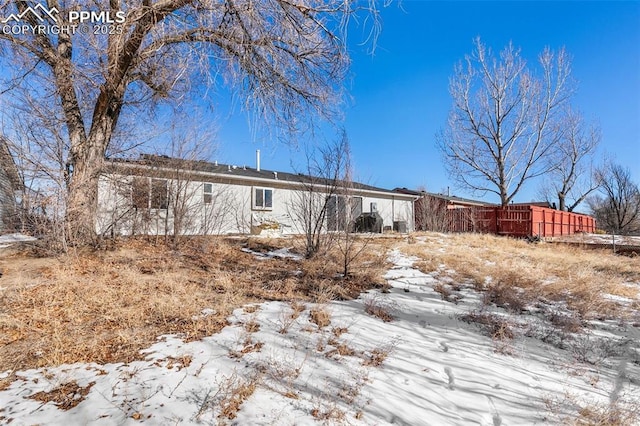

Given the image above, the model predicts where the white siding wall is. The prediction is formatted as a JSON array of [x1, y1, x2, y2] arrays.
[[96, 173, 414, 236]]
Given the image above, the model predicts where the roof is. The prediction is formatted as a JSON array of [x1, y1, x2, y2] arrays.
[[106, 154, 416, 199], [393, 187, 494, 207]]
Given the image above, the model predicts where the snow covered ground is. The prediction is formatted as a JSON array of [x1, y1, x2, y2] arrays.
[[1, 249, 638, 425], [0, 233, 36, 249]]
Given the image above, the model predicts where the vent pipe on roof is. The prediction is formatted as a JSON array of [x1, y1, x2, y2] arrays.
[[274, 171, 278, 180], [256, 149, 261, 171]]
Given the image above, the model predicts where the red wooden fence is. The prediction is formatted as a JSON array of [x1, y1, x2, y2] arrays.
[[446, 205, 596, 238]]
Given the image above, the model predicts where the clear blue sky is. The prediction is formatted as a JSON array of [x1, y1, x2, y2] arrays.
[[212, 1, 640, 205]]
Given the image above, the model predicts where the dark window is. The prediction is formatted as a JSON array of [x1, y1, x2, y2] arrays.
[[351, 197, 363, 219], [204, 183, 213, 204], [264, 189, 273, 208], [327, 195, 347, 231], [253, 187, 273, 210], [327, 195, 361, 231], [255, 188, 263, 208], [150, 179, 168, 209], [132, 177, 150, 209]]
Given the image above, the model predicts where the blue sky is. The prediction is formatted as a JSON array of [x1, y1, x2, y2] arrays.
[[212, 1, 640, 205]]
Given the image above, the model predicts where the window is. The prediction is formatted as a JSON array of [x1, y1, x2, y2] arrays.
[[253, 187, 273, 210], [327, 195, 346, 231], [131, 177, 168, 209], [351, 197, 363, 218], [203, 183, 213, 204], [150, 179, 168, 209], [327, 195, 363, 231], [132, 177, 149, 209]]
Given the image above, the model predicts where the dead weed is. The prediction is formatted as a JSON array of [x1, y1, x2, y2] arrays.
[[29, 380, 95, 411], [0, 236, 388, 373]]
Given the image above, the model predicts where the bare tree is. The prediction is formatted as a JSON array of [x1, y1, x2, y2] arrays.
[[332, 136, 358, 276], [539, 107, 600, 211], [289, 133, 351, 258], [0, 0, 387, 244], [1, 104, 70, 249], [413, 190, 449, 232], [438, 38, 573, 206], [588, 162, 640, 235]]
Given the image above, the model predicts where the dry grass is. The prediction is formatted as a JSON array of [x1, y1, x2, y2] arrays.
[[28, 380, 95, 411], [229, 341, 264, 359], [0, 235, 392, 373], [459, 311, 515, 341], [309, 307, 331, 328], [433, 282, 463, 304], [403, 233, 640, 321], [544, 391, 640, 426], [311, 406, 346, 422], [362, 348, 389, 367], [575, 403, 639, 426], [364, 295, 395, 322], [243, 318, 260, 333], [218, 374, 260, 421], [331, 326, 348, 338], [325, 337, 357, 358]]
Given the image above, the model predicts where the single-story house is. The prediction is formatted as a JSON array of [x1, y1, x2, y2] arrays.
[[97, 154, 417, 236]]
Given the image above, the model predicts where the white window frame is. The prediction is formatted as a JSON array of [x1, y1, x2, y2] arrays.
[[132, 177, 168, 210], [203, 183, 213, 205], [253, 187, 273, 210]]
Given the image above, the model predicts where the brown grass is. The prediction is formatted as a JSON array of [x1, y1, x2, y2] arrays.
[[29, 380, 95, 410], [0, 235, 392, 373], [403, 233, 640, 321], [362, 348, 389, 367], [331, 326, 348, 338], [309, 307, 331, 328], [364, 296, 395, 322], [218, 375, 259, 421], [325, 337, 357, 358], [545, 391, 639, 426], [459, 311, 515, 340], [243, 318, 260, 333], [229, 339, 264, 359]]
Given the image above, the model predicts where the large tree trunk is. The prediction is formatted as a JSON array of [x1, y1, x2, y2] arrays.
[[66, 140, 107, 245], [558, 193, 566, 211], [65, 77, 125, 245]]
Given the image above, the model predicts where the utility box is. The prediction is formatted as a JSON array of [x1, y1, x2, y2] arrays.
[[355, 212, 383, 233], [393, 221, 407, 233]]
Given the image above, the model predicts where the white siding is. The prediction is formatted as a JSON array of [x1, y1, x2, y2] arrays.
[[96, 173, 414, 236]]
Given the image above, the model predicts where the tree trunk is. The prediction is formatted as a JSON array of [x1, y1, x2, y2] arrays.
[[66, 136, 108, 245], [558, 193, 566, 211]]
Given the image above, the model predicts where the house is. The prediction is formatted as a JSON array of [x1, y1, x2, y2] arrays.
[[0, 137, 22, 232], [96, 154, 417, 237]]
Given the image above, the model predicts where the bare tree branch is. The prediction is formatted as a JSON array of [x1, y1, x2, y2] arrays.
[[0, 0, 388, 245], [588, 162, 640, 235], [438, 38, 574, 206], [538, 107, 600, 211]]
